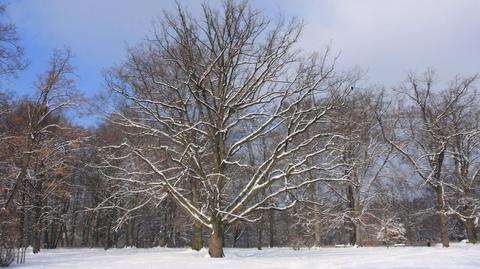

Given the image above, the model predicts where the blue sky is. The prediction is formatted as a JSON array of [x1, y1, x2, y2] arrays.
[[4, 0, 480, 125]]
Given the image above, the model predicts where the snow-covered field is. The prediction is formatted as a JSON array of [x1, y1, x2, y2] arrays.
[[12, 243, 480, 269]]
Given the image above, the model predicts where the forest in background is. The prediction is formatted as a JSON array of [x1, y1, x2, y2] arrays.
[[0, 0, 479, 265]]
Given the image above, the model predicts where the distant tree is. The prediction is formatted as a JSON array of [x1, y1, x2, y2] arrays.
[[331, 90, 393, 246], [0, 4, 26, 78], [1, 49, 83, 258], [376, 70, 478, 247], [443, 77, 480, 244], [2, 49, 80, 211]]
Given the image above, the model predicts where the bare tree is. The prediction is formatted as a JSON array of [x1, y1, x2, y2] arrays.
[[0, 4, 26, 260], [102, 0, 353, 257], [286, 90, 396, 247], [0, 49, 84, 259], [376, 70, 478, 247], [332, 90, 393, 246], [2, 49, 79, 211], [444, 77, 480, 243], [0, 4, 26, 78]]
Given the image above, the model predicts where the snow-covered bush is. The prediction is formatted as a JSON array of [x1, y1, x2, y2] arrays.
[[376, 217, 407, 246]]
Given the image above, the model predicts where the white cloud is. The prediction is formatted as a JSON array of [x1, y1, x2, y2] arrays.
[[298, 0, 480, 85], [8, 0, 480, 90]]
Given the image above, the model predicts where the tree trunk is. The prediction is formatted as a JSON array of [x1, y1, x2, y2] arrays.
[[4, 138, 32, 210], [308, 179, 321, 247], [126, 219, 135, 247], [190, 178, 203, 251], [208, 219, 224, 258], [285, 210, 290, 246], [105, 221, 112, 250], [32, 224, 41, 254], [69, 224, 74, 247], [355, 221, 361, 247], [314, 205, 321, 247], [464, 217, 477, 244], [17, 192, 26, 249], [346, 185, 357, 246], [269, 209, 275, 248], [245, 226, 250, 248], [63, 223, 69, 247], [191, 220, 203, 251], [435, 185, 449, 247], [160, 224, 168, 247], [32, 193, 43, 254], [257, 213, 264, 250], [354, 186, 362, 246], [89, 213, 97, 248], [232, 224, 241, 248], [463, 191, 477, 244]]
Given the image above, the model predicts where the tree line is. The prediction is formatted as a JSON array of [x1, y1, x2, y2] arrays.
[[0, 0, 479, 264]]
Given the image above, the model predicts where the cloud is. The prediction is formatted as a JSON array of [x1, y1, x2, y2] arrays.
[[298, 0, 480, 85], [10, 0, 183, 65], [8, 0, 480, 94]]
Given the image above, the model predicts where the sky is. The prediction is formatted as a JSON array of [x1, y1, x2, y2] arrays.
[[4, 0, 480, 126]]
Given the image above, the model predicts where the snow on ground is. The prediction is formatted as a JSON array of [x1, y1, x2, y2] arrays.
[[11, 243, 480, 269]]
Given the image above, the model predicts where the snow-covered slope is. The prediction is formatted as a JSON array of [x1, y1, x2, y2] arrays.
[[12, 243, 480, 269]]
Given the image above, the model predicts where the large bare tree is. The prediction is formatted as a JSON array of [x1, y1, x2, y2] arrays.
[[102, 1, 353, 257]]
